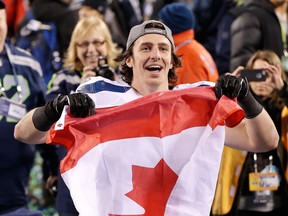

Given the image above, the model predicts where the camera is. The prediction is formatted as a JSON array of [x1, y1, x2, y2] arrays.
[[94, 55, 115, 81], [240, 69, 266, 82]]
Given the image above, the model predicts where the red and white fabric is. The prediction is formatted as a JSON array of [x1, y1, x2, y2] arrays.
[[47, 81, 244, 216]]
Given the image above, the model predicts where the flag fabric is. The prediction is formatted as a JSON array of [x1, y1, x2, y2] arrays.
[[47, 78, 244, 216]]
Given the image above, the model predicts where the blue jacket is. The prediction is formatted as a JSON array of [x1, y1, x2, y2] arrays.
[[0, 40, 46, 213]]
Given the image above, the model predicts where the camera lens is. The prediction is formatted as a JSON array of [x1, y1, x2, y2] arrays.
[[94, 55, 115, 80], [97, 67, 115, 81]]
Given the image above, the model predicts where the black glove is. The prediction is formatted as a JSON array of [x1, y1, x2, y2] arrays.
[[44, 93, 95, 119], [33, 93, 95, 131], [215, 74, 263, 119]]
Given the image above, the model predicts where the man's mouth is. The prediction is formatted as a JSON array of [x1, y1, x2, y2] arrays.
[[146, 65, 162, 72]]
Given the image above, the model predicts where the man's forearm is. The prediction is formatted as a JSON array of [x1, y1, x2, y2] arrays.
[[14, 108, 48, 144], [244, 109, 279, 152]]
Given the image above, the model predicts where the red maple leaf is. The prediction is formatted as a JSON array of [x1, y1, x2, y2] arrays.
[[109, 159, 178, 216]]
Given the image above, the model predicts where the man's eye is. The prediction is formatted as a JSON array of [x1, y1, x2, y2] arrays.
[[142, 47, 150, 51], [160, 47, 168, 52]]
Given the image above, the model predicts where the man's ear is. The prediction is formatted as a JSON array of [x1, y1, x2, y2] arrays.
[[169, 58, 173, 69], [126, 56, 133, 68]]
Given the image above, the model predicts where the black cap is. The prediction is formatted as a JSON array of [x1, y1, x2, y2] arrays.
[[0, 0, 5, 9], [126, 20, 175, 51], [82, 0, 107, 15]]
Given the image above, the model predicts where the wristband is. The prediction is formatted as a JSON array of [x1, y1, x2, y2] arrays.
[[32, 107, 57, 131], [32, 95, 67, 131], [237, 91, 263, 119]]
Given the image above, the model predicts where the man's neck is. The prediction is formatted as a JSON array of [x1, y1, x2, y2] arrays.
[[132, 83, 169, 96]]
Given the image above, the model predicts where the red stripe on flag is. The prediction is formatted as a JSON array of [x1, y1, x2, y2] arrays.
[[47, 86, 244, 173]]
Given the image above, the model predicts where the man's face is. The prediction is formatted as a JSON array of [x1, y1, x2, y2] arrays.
[[126, 34, 173, 94], [0, 9, 7, 52]]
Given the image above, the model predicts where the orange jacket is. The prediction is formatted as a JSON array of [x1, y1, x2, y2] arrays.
[[3, 0, 26, 36], [173, 29, 219, 85]]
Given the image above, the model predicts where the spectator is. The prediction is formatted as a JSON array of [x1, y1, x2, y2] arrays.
[[22, 0, 80, 58], [46, 16, 122, 216], [192, 0, 236, 60], [275, 0, 288, 73], [79, 0, 142, 50], [2, 0, 27, 40], [15, 7, 62, 86], [212, 50, 288, 215], [159, 2, 219, 84], [143, 0, 176, 20], [230, 0, 284, 71], [214, 0, 245, 75], [0, 1, 47, 215], [14, 20, 278, 215]]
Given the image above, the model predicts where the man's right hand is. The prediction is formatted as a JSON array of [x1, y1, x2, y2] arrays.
[[32, 93, 95, 131], [67, 93, 96, 117], [44, 93, 95, 121]]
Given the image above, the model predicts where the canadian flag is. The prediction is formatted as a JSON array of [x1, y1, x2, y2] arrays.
[[47, 82, 244, 216]]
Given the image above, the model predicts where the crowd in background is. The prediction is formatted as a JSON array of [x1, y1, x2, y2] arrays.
[[1, 0, 288, 215]]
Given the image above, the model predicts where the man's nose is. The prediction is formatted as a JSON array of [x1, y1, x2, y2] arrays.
[[151, 49, 161, 60]]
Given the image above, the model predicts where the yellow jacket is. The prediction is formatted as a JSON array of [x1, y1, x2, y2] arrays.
[[211, 147, 247, 215]]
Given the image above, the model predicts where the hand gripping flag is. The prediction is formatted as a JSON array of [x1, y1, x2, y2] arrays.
[[47, 80, 244, 216]]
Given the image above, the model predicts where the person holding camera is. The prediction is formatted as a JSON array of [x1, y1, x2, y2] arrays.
[[44, 16, 122, 216], [212, 50, 288, 216]]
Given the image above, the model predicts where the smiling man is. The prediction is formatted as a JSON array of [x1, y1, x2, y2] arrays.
[[14, 20, 279, 215], [114, 20, 180, 95]]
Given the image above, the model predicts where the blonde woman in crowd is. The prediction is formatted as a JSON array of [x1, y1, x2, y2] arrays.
[[45, 16, 122, 216]]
